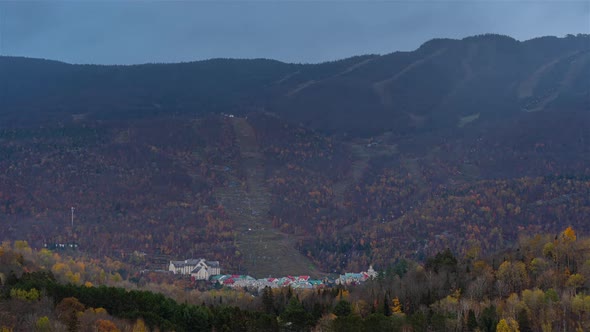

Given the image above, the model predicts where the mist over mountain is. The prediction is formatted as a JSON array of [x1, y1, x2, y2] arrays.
[[0, 34, 589, 276]]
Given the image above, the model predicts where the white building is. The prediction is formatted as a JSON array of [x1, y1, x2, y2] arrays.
[[336, 265, 378, 285], [168, 259, 221, 280], [367, 265, 377, 278]]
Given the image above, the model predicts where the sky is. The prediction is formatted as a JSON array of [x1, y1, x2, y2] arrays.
[[0, 1, 589, 65]]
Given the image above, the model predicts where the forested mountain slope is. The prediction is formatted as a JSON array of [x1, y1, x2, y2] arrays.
[[2, 34, 588, 135], [0, 34, 589, 275]]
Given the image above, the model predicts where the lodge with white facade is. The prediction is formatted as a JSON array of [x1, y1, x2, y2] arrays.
[[168, 258, 221, 280]]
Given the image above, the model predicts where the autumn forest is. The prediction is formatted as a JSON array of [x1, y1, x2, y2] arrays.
[[0, 34, 589, 331]]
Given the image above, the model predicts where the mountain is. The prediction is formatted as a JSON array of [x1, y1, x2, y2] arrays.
[[270, 34, 590, 134], [0, 34, 589, 276], [2, 34, 588, 135]]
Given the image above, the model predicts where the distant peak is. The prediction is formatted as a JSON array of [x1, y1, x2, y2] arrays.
[[462, 33, 518, 43]]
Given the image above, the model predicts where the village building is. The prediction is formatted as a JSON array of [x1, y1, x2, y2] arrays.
[[206, 265, 377, 290], [336, 265, 378, 285], [168, 258, 221, 280]]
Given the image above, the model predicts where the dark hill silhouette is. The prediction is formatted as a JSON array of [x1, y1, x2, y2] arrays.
[[2, 34, 588, 135], [270, 34, 590, 134]]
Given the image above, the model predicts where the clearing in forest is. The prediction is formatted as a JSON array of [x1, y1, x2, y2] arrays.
[[214, 117, 323, 278]]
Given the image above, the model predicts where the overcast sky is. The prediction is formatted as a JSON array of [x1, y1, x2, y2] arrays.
[[0, 1, 588, 65]]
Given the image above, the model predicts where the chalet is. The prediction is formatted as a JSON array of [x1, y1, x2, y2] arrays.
[[168, 258, 221, 280], [336, 265, 378, 285]]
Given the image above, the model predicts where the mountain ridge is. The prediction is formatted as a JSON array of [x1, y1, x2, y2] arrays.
[[0, 33, 589, 275], [2, 33, 588, 136]]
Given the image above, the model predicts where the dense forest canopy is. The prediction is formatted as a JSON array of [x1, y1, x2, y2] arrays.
[[0, 33, 589, 287], [2, 226, 590, 331]]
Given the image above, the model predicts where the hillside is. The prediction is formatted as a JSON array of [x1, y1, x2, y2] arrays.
[[270, 34, 590, 134], [0, 34, 589, 276], [2, 34, 588, 135], [4, 226, 590, 331]]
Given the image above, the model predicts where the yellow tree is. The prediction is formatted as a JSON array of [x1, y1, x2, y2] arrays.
[[522, 288, 545, 317], [132, 319, 148, 332], [497, 261, 528, 296], [566, 273, 585, 295], [557, 226, 578, 273], [505, 293, 522, 320], [35, 316, 51, 332], [391, 297, 402, 314], [497, 318, 520, 332], [563, 227, 577, 242], [10, 288, 40, 301]]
